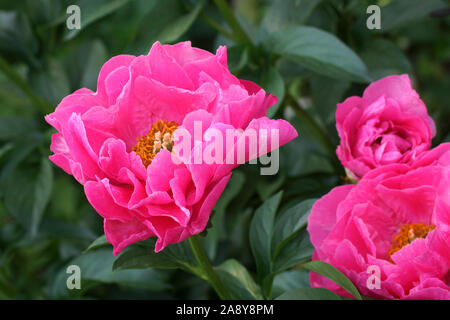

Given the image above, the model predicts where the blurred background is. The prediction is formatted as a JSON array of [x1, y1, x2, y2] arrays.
[[0, 0, 448, 299]]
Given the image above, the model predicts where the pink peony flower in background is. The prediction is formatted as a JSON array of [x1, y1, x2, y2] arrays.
[[307, 143, 450, 300], [336, 74, 436, 180], [45, 41, 298, 255]]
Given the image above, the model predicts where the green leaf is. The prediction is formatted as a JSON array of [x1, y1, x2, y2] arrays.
[[272, 230, 313, 273], [273, 270, 310, 298], [28, 59, 71, 106], [162, 238, 199, 269], [261, 67, 285, 118], [201, 171, 245, 259], [50, 247, 170, 298], [301, 261, 362, 300], [283, 173, 338, 199], [361, 39, 412, 80], [0, 155, 52, 234], [25, 0, 62, 28], [39, 218, 97, 241], [227, 45, 249, 74], [113, 239, 199, 275], [276, 287, 343, 300], [310, 74, 349, 125], [49, 177, 80, 221], [213, 0, 252, 44], [307, 1, 338, 34], [64, 0, 132, 40], [264, 26, 370, 82], [30, 157, 53, 237], [216, 259, 263, 300], [380, 0, 446, 32], [0, 132, 43, 180], [84, 235, 110, 253], [113, 246, 180, 271], [270, 199, 315, 272], [75, 40, 108, 90], [249, 191, 283, 282], [156, 0, 204, 43], [282, 138, 336, 177], [63, 40, 108, 91], [0, 117, 38, 140], [273, 199, 315, 249], [262, 0, 322, 33], [129, 0, 201, 53], [255, 172, 286, 201], [249, 194, 320, 298], [0, 57, 52, 114], [0, 11, 39, 67]]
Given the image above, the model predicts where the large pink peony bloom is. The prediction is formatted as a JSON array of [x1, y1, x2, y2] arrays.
[[45, 41, 297, 255], [336, 74, 436, 179], [307, 143, 450, 300]]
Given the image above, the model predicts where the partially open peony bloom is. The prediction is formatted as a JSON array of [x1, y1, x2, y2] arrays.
[[307, 143, 450, 299], [45, 41, 298, 255], [336, 74, 436, 179]]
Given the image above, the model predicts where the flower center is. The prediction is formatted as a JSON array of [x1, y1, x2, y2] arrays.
[[132, 120, 178, 167], [387, 223, 436, 260]]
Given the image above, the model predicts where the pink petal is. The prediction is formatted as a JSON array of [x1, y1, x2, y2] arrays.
[[104, 218, 154, 256]]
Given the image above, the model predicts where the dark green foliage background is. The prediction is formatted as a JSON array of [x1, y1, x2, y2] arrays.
[[0, 0, 448, 299]]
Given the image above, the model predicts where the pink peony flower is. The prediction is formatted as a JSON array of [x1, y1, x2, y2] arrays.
[[45, 41, 298, 255], [307, 143, 450, 300], [336, 74, 436, 179]]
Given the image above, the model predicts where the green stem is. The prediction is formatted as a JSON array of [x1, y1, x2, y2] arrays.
[[286, 94, 345, 176], [0, 56, 53, 115], [200, 13, 235, 40], [213, 0, 253, 44], [188, 235, 233, 300], [262, 274, 275, 300]]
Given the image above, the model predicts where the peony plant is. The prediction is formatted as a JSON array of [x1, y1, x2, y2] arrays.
[[45, 41, 298, 299], [308, 143, 450, 299], [336, 75, 436, 180], [4, 0, 448, 302], [45, 41, 298, 254]]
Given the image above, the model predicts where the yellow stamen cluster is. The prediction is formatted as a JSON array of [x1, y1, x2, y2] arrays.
[[133, 120, 178, 167], [387, 223, 436, 261]]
